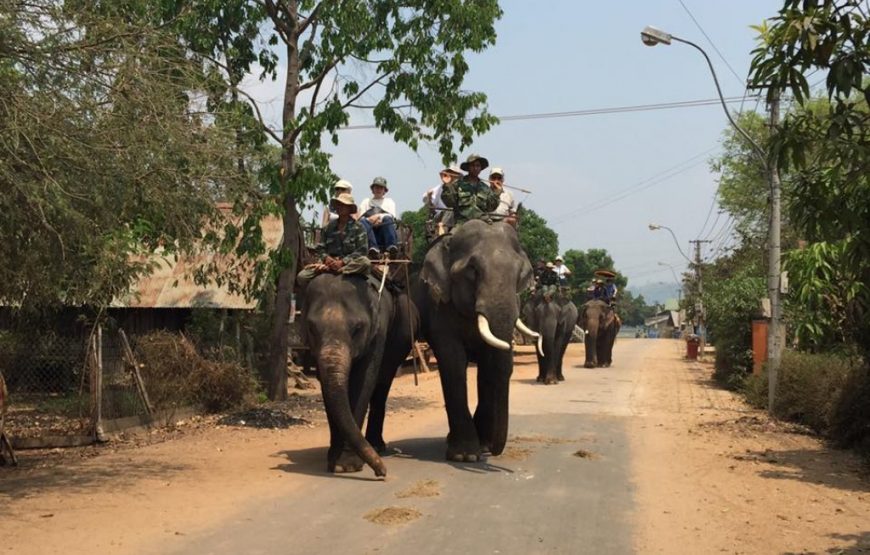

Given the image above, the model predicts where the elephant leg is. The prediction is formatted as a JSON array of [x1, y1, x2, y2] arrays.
[[432, 340, 480, 462], [555, 330, 569, 381], [473, 354, 496, 453]]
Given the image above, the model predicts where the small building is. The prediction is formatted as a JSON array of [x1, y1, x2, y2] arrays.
[[644, 309, 685, 339]]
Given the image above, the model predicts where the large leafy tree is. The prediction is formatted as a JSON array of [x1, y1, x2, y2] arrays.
[[749, 0, 869, 352], [0, 1, 248, 308], [168, 0, 502, 399], [517, 208, 558, 265]]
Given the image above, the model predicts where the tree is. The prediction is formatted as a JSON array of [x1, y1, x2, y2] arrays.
[[749, 0, 869, 352], [167, 1, 502, 399], [517, 208, 558, 264], [399, 207, 430, 267], [0, 2, 249, 309], [615, 291, 659, 327]]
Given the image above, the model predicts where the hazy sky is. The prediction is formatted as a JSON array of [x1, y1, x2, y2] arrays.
[[244, 0, 784, 289]]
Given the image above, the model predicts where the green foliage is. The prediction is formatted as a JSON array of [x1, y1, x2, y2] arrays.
[[704, 251, 766, 388], [744, 350, 869, 456], [561, 248, 627, 307], [616, 290, 660, 327], [400, 207, 430, 267], [0, 2, 255, 308], [785, 240, 865, 352], [749, 0, 870, 353], [517, 208, 558, 265]]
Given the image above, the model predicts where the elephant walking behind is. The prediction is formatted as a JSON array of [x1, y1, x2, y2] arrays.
[[302, 272, 417, 477], [522, 293, 578, 384], [416, 220, 535, 462], [578, 299, 620, 368]]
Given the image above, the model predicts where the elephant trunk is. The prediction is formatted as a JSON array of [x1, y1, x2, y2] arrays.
[[584, 320, 599, 368], [318, 344, 387, 477], [489, 354, 512, 456]]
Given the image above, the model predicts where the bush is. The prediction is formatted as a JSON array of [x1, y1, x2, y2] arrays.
[[706, 273, 766, 389], [742, 350, 869, 455], [134, 331, 258, 412]]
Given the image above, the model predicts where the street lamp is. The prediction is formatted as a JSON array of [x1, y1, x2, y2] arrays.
[[641, 25, 783, 412], [648, 223, 692, 264]]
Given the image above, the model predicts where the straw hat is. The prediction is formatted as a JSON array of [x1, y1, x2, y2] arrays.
[[329, 192, 357, 213]]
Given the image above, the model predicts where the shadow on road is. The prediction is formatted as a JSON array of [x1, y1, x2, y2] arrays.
[[272, 435, 514, 480], [781, 530, 870, 554], [741, 446, 870, 495], [0, 456, 189, 500]]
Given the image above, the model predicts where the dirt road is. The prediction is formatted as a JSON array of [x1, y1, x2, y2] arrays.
[[1, 340, 868, 554]]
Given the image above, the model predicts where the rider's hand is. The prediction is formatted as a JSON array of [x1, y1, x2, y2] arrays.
[[367, 214, 380, 225]]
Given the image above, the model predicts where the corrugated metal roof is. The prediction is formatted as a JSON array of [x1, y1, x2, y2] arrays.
[[112, 206, 283, 310]]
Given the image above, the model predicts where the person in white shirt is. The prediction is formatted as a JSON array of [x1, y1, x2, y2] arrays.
[[554, 255, 572, 285], [423, 165, 462, 238], [488, 167, 517, 226], [358, 176, 399, 257]]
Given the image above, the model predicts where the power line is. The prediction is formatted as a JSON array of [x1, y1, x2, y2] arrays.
[[677, 0, 745, 87], [339, 96, 756, 130], [550, 146, 719, 224], [696, 189, 719, 238]]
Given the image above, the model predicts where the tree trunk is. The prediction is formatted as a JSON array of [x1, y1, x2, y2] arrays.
[[267, 3, 302, 401]]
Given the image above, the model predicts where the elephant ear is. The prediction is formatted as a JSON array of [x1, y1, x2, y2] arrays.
[[420, 239, 451, 304]]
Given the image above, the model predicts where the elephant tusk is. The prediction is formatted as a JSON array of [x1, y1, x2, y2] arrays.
[[477, 314, 511, 351], [515, 319, 539, 338], [536, 335, 544, 358]]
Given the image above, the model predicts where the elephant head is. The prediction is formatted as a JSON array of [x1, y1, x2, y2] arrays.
[[421, 220, 534, 348], [303, 274, 390, 477]]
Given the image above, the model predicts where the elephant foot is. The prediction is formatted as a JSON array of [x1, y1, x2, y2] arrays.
[[365, 436, 388, 455], [328, 451, 365, 474], [535, 375, 544, 383], [557, 374, 565, 381], [544, 376, 558, 385], [446, 437, 482, 463], [602, 362, 611, 368], [584, 362, 596, 369]]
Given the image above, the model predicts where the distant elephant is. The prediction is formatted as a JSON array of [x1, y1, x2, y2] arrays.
[[302, 272, 416, 477], [578, 299, 620, 368], [522, 293, 578, 384], [416, 220, 535, 462]]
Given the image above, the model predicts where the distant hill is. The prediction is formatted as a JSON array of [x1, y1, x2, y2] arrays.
[[628, 281, 681, 305]]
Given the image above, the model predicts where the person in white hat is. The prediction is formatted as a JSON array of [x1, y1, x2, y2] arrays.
[[488, 167, 517, 225], [554, 255, 571, 286], [325, 179, 356, 223]]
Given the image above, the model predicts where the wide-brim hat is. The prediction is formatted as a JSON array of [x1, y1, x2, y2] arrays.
[[460, 153, 489, 171], [489, 167, 505, 178], [333, 179, 353, 193], [442, 164, 463, 177], [594, 269, 616, 279], [329, 192, 357, 213], [370, 176, 388, 191], [555, 255, 564, 262], [546, 262, 555, 269]]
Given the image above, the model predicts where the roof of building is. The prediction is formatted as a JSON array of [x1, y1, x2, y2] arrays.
[[111, 204, 283, 310]]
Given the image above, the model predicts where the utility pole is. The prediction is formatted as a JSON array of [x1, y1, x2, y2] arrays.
[[689, 239, 712, 353], [767, 89, 783, 412]]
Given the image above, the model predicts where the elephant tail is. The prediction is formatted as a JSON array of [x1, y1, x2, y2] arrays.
[[319, 346, 387, 477]]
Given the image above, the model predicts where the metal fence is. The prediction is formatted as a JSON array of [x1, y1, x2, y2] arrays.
[[0, 324, 152, 447]]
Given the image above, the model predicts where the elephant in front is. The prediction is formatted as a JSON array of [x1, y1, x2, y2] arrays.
[[302, 272, 417, 477], [522, 293, 578, 384], [415, 220, 535, 462], [578, 299, 620, 368]]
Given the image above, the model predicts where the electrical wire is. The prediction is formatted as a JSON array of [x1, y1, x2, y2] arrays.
[[677, 0, 745, 87], [339, 96, 757, 130]]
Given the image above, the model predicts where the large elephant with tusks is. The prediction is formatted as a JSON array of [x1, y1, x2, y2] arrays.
[[303, 272, 416, 477], [415, 220, 536, 462]]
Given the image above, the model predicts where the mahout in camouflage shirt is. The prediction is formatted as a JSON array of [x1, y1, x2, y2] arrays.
[[440, 176, 500, 224], [316, 218, 369, 263]]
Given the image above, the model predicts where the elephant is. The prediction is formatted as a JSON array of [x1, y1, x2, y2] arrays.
[[521, 293, 578, 384], [302, 271, 417, 477], [578, 299, 620, 368], [415, 219, 536, 462]]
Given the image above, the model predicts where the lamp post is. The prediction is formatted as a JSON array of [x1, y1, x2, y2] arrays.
[[648, 223, 692, 264], [641, 25, 783, 412]]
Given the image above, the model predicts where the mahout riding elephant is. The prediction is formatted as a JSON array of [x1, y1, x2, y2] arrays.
[[302, 272, 416, 477], [416, 220, 536, 462], [578, 299, 620, 368], [521, 293, 578, 384]]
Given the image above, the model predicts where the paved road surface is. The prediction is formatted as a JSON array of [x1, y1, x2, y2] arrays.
[[163, 340, 663, 555]]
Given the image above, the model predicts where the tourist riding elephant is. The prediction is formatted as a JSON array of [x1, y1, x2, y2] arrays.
[[578, 299, 620, 368], [522, 293, 578, 384], [416, 220, 536, 462], [302, 272, 417, 477]]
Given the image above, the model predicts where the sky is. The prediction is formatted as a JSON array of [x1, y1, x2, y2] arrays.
[[242, 0, 784, 290]]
